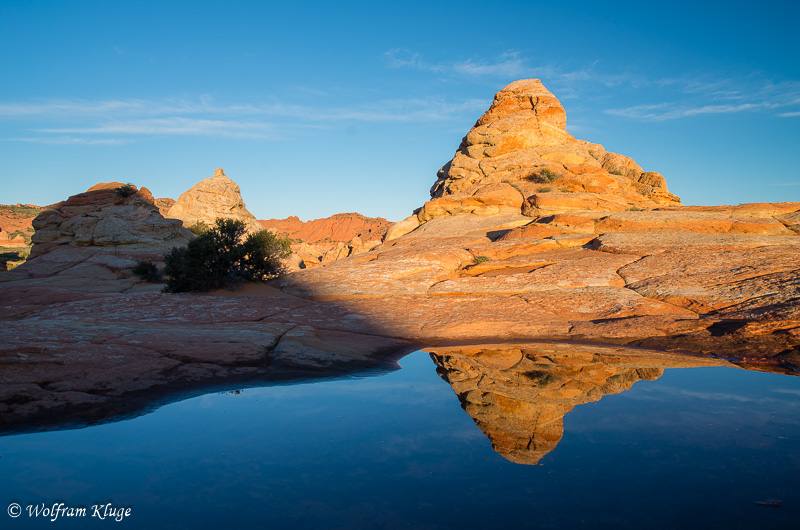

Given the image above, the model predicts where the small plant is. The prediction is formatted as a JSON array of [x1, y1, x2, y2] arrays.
[[538, 186, 553, 193], [473, 255, 492, 264], [626, 206, 644, 211], [525, 168, 559, 184], [132, 260, 162, 282], [502, 180, 525, 196], [524, 370, 555, 385], [608, 168, 624, 176], [187, 221, 210, 236], [115, 183, 136, 198]]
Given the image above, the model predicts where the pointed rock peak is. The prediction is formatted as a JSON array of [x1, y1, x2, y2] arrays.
[[385, 79, 681, 240], [166, 168, 263, 234], [477, 78, 567, 132]]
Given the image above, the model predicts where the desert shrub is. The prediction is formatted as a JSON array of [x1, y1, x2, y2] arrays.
[[163, 218, 292, 293], [473, 255, 492, 264], [187, 221, 210, 236], [115, 183, 136, 197], [626, 206, 644, 211], [538, 186, 554, 193], [526, 168, 559, 184], [132, 260, 162, 282], [524, 370, 555, 385], [608, 168, 624, 176]]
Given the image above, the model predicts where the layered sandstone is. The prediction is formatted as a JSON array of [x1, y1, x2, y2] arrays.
[[0, 283, 411, 434], [260, 213, 391, 244], [0, 204, 42, 246], [387, 79, 680, 241], [277, 79, 800, 366], [260, 213, 391, 268], [167, 168, 263, 234], [3, 183, 192, 291]]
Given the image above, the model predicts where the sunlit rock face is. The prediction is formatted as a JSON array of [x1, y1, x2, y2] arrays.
[[260, 213, 391, 269], [167, 168, 264, 234], [388, 79, 680, 240], [6, 183, 192, 291], [280, 80, 799, 364], [427, 343, 733, 465]]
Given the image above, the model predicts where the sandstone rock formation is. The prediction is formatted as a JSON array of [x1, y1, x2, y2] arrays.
[[1, 79, 798, 437], [167, 168, 263, 234], [153, 197, 176, 216], [428, 343, 733, 464], [387, 79, 680, 241], [0, 204, 41, 246], [260, 213, 391, 268], [0, 228, 28, 248], [277, 79, 800, 366], [260, 213, 391, 244], [2, 183, 192, 291]]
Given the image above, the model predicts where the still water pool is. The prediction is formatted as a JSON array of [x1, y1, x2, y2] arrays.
[[2, 350, 799, 529]]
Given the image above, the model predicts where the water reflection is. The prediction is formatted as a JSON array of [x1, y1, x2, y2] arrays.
[[2, 348, 799, 529], [426, 342, 778, 464]]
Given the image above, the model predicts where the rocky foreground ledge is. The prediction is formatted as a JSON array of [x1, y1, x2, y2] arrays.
[[1, 79, 798, 434]]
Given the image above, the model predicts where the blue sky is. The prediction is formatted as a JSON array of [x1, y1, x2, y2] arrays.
[[1, 0, 798, 221]]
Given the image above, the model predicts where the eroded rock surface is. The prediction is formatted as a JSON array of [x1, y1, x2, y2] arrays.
[[2, 183, 192, 292], [277, 80, 799, 365], [0, 283, 411, 434], [387, 79, 680, 241], [259, 213, 391, 268]]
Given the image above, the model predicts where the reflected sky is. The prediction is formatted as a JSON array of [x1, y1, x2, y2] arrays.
[[1, 351, 799, 529]]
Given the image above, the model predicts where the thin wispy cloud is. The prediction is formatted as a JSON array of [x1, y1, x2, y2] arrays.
[[385, 49, 577, 85], [383, 49, 643, 90], [605, 78, 800, 120], [0, 95, 485, 144], [13, 137, 130, 146], [384, 49, 800, 122], [606, 102, 771, 120], [41, 118, 278, 140]]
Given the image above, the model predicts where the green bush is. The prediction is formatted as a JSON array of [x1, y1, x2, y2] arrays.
[[163, 218, 292, 293], [187, 221, 210, 236], [538, 186, 554, 193], [132, 260, 162, 282], [526, 168, 559, 184], [115, 183, 136, 197], [608, 168, 624, 176], [473, 255, 492, 264]]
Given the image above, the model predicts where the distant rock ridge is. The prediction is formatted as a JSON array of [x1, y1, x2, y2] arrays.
[[260, 213, 391, 244], [260, 213, 392, 268], [387, 79, 680, 240], [167, 168, 263, 234], [0, 204, 43, 247]]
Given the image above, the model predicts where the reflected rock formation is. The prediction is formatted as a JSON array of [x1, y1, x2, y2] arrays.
[[428, 342, 733, 465]]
